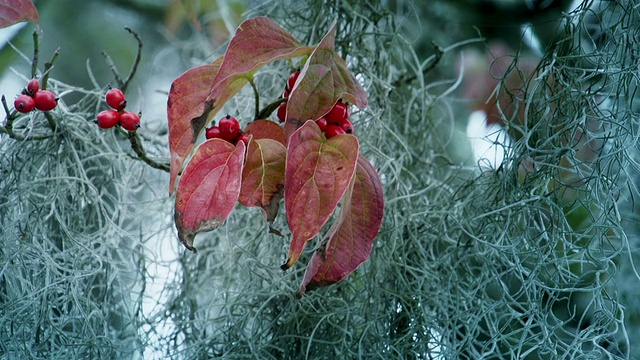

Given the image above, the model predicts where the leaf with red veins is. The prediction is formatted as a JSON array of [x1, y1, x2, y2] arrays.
[[206, 16, 314, 105], [283, 20, 368, 136], [167, 56, 247, 195], [174, 139, 246, 251], [239, 138, 287, 222], [281, 120, 359, 270], [244, 119, 287, 146], [299, 155, 384, 294], [0, 0, 39, 29]]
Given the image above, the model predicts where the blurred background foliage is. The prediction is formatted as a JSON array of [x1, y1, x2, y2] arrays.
[[1, 0, 639, 359]]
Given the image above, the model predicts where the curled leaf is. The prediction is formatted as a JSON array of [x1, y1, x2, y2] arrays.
[[239, 138, 287, 221], [282, 120, 359, 269], [299, 155, 384, 294], [174, 139, 246, 251]]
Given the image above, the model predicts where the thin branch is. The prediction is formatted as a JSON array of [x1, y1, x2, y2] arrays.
[[102, 51, 124, 88], [41, 47, 60, 91], [31, 30, 39, 78], [126, 130, 170, 173], [43, 111, 57, 132], [122, 27, 143, 92]]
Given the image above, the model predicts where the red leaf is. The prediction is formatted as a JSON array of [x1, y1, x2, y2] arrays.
[[206, 16, 314, 105], [174, 139, 246, 251], [281, 120, 359, 269], [299, 155, 384, 294], [239, 138, 287, 221], [167, 57, 247, 194], [244, 119, 287, 145], [283, 21, 368, 135], [0, 0, 39, 29]]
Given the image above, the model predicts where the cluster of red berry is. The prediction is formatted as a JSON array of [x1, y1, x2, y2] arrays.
[[96, 88, 141, 131], [205, 114, 250, 145], [276, 70, 354, 138], [13, 78, 58, 113]]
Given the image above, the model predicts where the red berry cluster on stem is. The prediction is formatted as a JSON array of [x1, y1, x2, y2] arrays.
[[316, 100, 353, 138], [205, 115, 251, 146], [13, 78, 58, 113], [96, 88, 140, 131]]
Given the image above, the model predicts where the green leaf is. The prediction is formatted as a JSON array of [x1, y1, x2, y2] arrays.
[[0, 0, 39, 29], [299, 155, 384, 294], [282, 120, 359, 269], [174, 139, 246, 251], [239, 138, 287, 221], [283, 20, 368, 135]]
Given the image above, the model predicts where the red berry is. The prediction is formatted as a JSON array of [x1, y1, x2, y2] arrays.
[[14, 94, 35, 113], [96, 110, 120, 129], [236, 132, 251, 146], [287, 70, 300, 92], [325, 124, 346, 139], [33, 90, 57, 111], [106, 88, 127, 110], [324, 100, 349, 124], [315, 117, 328, 132], [218, 115, 241, 141], [283, 88, 290, 98], [339, 118, 354, 134], [277, 102, 287, 123], [26, 78, 40, 96], [205, 126, 223, 140], [119, 111, 141, 131]]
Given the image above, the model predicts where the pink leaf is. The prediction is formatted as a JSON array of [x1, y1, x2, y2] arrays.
[[206, 16, 314, 105], [283, 21, 368, 135], [299, 155, 384, 294], [174, 139, 246, 251], [244, 119, 287, 145], [0, 0, 39, 29], [281, 120, 359, 269], [239, 138, 287, 221], [166, 57, 247, 194]]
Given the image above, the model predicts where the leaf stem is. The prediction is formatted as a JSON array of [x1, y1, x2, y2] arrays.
[[249, 77, 260, 119], [256, 97, 287, 120]]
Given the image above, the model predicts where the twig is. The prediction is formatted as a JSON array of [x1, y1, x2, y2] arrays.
[[102, 51, 124, 88], [125, 130, 170, 172], [122, 27, 143, 93], [31, 30, 39, 78], [41, 47, 60, 91]]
